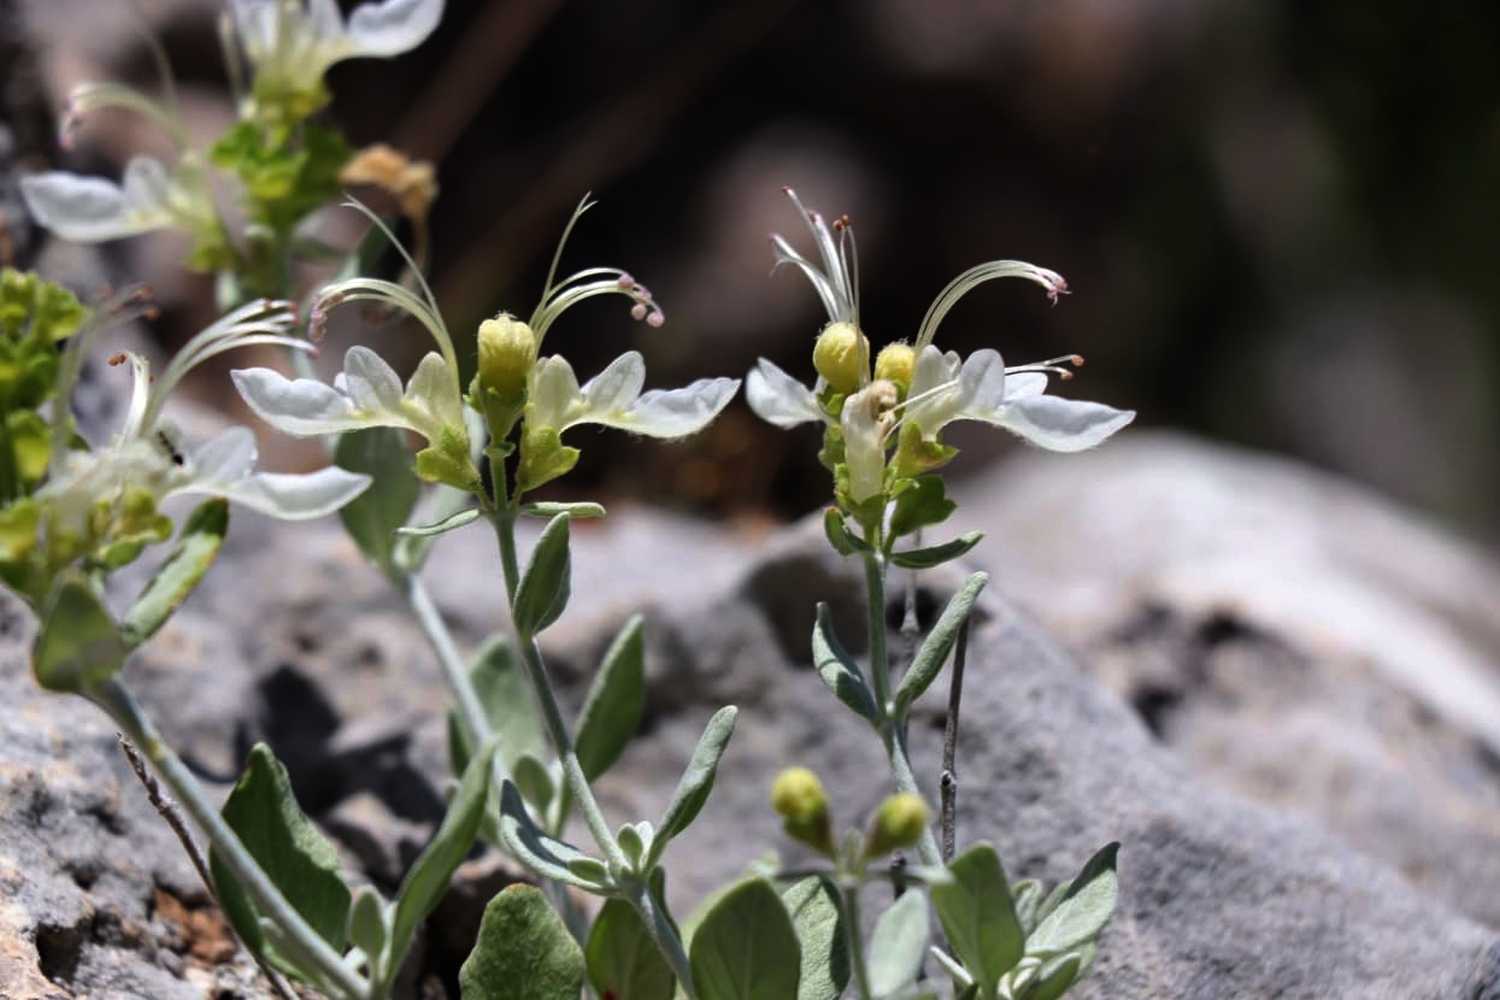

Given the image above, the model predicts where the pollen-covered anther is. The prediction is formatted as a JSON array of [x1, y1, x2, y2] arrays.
[[107, 352, 128, 367]]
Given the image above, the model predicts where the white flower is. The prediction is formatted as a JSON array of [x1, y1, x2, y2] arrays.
[[45, 300, 369, 529], [232, 344, 464, 447], [230, 0, 444, 104], [904, 347, 1133, 452], [528, 352, 739, 439], [21, 156, 212, 243]]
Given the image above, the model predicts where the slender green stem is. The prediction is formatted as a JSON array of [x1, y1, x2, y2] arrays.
[[515, 632, 626, 868], [861, 550, 893, 713], [403, 573, 491, 751], [861, 550, 943, 869], [842, 880, 875, 1000], [630, 876, 697, 998], [494, 502, 522, 598], [88, 679, 370, 1000]]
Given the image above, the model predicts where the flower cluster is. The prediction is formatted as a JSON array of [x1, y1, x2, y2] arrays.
[[231, 200, 740, 500], [746, 188, 1134, 527]]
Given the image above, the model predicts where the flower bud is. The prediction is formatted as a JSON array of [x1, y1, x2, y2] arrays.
[[874, 342, 915, 395], [771, 766, 834, 856], [812, 322, 867, 395], [476, 314, 537, 401], [862, 792, 929, 859]]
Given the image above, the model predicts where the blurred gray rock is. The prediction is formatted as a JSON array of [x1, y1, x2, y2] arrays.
[[7, 427, 1500, 998]]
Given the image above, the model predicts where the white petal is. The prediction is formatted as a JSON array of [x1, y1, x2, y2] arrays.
[[903, 346, 964, 437], [305, 0, 347, 39], [1003, 371, 1049, 398], [599, 378, 740, 439], [840, 383, 897, 503], [580, 352, 647, 418], [404, 351, 464, 433], [188, 426, 258, 482], [21, 157, 174, 242], [993, 395, 1135, 452], [745, 358, 826, 428], [530, 356, 584, 431], [232, 367, 370, 435], [345, 0, 443, 56], [194, 467, 373, 520], [228, 0, 278, 53], [342, 345, 406, 416], [958, 349, 1008, 413]]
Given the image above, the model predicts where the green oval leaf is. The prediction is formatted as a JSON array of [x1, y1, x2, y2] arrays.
[[1016, 951, 1084, 1000], [521, 501, 606, 519], [396, 506, 480, 537], [385, 739, 498, 990], [121, 499, 229, 647], [587, 897, 676, 1000], [336, 427, 419, 574], [690, 879, 801, 1000], [459, 885, 585, 1000], [1026, 843, 1119, 957], [822, 508, 869, 556], [495, 780, 611, 892], [889, 531, 983, 570], [449, 633, 546, 779], [648, 706, 737, 868], [209, 744, 351, 979], [812, 603, 879, 724], [892, 572, 987, 718], [930, 843, 1023, 1000], [512, 513, 572, 635], [868, 889, 929, 997], [888, 475, 956, 540], [782, 877, 847, 1000], [347, 887, 388, 974], [33, 573, 126, 693], [576, 614, 646, 781]]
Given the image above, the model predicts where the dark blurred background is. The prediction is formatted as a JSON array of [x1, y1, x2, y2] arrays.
[[15, 0, 1500, 537]]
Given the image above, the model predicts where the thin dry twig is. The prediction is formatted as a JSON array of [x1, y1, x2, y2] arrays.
[[940, 615, 971, 864], [117, 736, 300, 1000]]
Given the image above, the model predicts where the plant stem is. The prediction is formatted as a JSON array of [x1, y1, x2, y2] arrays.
[[630, 875, 697, 998], [88, 680, 369, 1000], [402, 573, 491, 751], [861, 550, 943, 869], [841, 880, 875, 1000]]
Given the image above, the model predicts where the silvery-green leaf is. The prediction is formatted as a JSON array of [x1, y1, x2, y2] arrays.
[[335, 426, 417, 573], [931, 843, 1023, 999], [520, 500, 606, 519], [822, 508, 869, 555], [121, 499, 228, 647], [396, 506, 479, 536], [1026, 843, 1118, 956], [210, 744, 351, 979], [648, 706, 737, 868], [575, 614, 646, 782], [458, 885, 585, 1000], [690, 878, 801, 1000], [33, 574, 126, 693], [587, 897, 676, 1000], [812, 603, 879, 724], [385, 739, 497, 988], [512, 513, 571, 635], [889, 531, 983, 570], [496, 781, 611, 892], [893, 572, 987, 718], [782, 877, 847, 1000], [1015, 952, 1084, 1000], [868, 890, 929, 997], [347, 887, 388, 978]]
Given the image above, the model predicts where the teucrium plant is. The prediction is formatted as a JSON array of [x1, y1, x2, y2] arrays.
[[11, 3, 1130, 995]]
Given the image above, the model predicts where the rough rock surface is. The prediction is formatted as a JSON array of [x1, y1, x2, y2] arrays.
[[9, 425, 1500, 997]]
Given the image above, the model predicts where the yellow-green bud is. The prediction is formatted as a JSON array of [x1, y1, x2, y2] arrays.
[[771, 766, 834, 856], [812, 322, 867, 395], [874, 342, 915, 395], [862, 792, 929, 859], [476, 314, 537, 400]]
